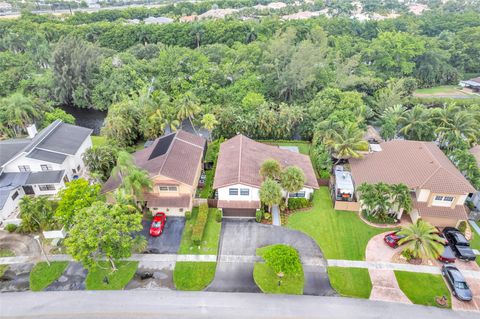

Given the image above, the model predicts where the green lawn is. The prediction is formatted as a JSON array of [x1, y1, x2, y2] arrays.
[[260, 140, 311, 155], [91, 135, 107, 147], [0, 248, 15, 257], [178, 207, 222, 255], [30, 261, 69, 291], [287, 187, 390, 260], [395, 271, 451, 308], [253, 262, 304, 295], [328, 267, 372, 298], [469, 223, 480, 266], [0, 265, 8, 277], [173, 262, 216, 290], [85, 261, 138, 290], [199, 169, 214, 198], [414, 85, 460, 94]]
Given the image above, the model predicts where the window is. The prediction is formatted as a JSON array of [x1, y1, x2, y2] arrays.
[[229, 188, 238, 196], [434, 195, 443, 201], [159, 186, 169, 191], [11, 191, 19, 201], [39, 185, 55, 191], [63, 175, 69, 183], [77, 165, 81, 172], [289, 191, 306, 198], [18, 165, 30, 172], [179, 208, 184, 212], [444, 196, 454, 202], [168, 186, 177, 192], [41, 164, 52, 171], [240, 188, 249, 196], [158, 186, 177, 192]]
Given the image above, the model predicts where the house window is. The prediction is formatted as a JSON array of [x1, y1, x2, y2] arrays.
[[289, 191, 306, 198], [63, 175, 69, 183], [11, 191, 19, 201], [18, 165, 31, 172], [41, 164, 52, 171], [240, 188, 249, 196], [158, 186, 178, 192], [229, 188, 238, 196], [39, 185, 55, 191], [444, 196, 454, 202], [168, 186, 177, 192], [434, 195, 443, 201], [77, 165, 81, 172], [179, 208, 184, 212]]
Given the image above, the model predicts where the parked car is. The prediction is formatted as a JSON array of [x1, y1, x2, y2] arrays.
[[442, 265, 473, 301], [149, 213, 167, 237], [437, 232, 456, 263], [384, 231, 406, 248], [198, 171, 207, 188], [443, 227, 476, 262]]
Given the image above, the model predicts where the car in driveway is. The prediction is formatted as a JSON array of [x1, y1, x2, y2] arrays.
[[443, 227, 476, 262], [149, 213, 166, 237], [442, 265, 473, 301], [384, 231, 406, 248]]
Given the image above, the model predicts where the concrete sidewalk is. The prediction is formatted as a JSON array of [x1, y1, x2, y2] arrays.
[[272, 205, 281, 226]]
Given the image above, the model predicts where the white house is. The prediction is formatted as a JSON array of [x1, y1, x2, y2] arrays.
[[0, 120, 92, 223], [213, 135, 319, 217]]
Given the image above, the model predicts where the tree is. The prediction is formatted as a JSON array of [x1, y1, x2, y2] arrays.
[[140, 90, 180, 139], [398, 220, 445, 261], [83, 145, 119, 182], [101, 99, 142, 147], [111, 151, 135, 182], [373, 79, 409, 114], [259, 178, 282, 213], [260, 159, 282, 181], [18, 196, 58, 233], [310, 143, 333, 178], [261, 244, 302, 275], [324, 123, 368, 163], [280, 166, 305, 207], [41, 108, 75, 128], [399, 105, 435, 141], [175, 91, 201, 134], [65, 199, 142, 271], [55, 179, 102, 229], [201, 113, 218, 141], [0, 93, 41, 137], [378, 105, 407, 140]]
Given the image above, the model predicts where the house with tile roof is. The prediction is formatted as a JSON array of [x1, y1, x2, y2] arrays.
[[0, 120, 92, 223], [102, 130, 206, 216], [350, 140, 476, 227], [213, 135, 319, 218]]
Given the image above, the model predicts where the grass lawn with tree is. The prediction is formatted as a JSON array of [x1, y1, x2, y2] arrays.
[[395, 271, 451, 308], [173, 262, 217, 291], [30, 261, 69, 291], [287, 187, 391, 260], [91, 136, 107, 147], [178, 207, 222, 255], [85, 261, 138, 290], [328, 267, 372, 298]]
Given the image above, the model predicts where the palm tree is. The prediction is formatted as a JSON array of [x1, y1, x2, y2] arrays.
[[398, 220, 445, 261], [280, 166, 306, 207], [260, 159, 282, 180], [378, 105, 407, 140], [259, 179, 282, 213], [201, 113, 218, 141], [399, 105, 434, 141], [176, 91, 201, 134], [324, 123, 368, 163], [390, 183, 412, 218], [0, 93, 40, 137], [111, 151, 135, 183], [122, 168, 153, 203]]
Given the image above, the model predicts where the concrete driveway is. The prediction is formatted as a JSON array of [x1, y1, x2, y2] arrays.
[[140, 217, 185, 254], [207, 220, 334, 296]]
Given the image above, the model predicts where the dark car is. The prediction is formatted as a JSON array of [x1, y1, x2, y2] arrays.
[[149, 213, 166, 237], [384, 231, 406, 248], [443, 227, 476, 262], [437, 232, 456, 263], [442, 265, 473, 301]]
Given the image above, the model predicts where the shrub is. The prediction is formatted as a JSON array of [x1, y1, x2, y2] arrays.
[[5, 224, 17, 233], [185, 211, 192, 220], [215, 209, 222, 223], [401, 249, 414, 261], [259, 244, 302, 275], [457, 221, 467, 234], [191, 204, 208, 245], [319, 170, 330, 179], [255, 210, 263, 222], [287, 198, 311, 211], [264, 213, 271, 220]]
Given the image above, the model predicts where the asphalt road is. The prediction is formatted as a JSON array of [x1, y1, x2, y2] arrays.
[[0, 290, 474, 319]]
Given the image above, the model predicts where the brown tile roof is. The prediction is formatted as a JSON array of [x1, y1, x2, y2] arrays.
[[414, 200, 468, 220], [350, 140, 475, 194], [102, 130, 206, 193], [217, 200, 261, 209], [213, 135, 319, 189], [471, 146, 480, 167], [144, 193, 191, 208]]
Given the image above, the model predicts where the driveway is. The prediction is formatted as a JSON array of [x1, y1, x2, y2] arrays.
[[45, 262, 87, 291], [0, 263, 34, 292], [140, 217, 185, 254], [207, 220, 334, 296]]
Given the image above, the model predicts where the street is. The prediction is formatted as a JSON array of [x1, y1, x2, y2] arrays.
[[0, 290, 475, 319]]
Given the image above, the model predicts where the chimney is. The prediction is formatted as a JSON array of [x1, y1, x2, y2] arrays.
[[26, 124, 38, 138]]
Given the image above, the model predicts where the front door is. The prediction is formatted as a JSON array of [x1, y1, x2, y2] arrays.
[[22, 185, 34, 195]]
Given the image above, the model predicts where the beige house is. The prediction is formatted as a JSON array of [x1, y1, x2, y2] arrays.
[[350, 140, 475, 227], [102, 130, 206, 216]]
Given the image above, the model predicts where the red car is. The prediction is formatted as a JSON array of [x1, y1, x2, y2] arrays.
[[383, 231, 406, 248], [149, 213, 166, 237]]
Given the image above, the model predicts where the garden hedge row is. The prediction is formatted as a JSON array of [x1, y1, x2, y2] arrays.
[[288, 198, 312, 211], [192, 203, 209, 245]]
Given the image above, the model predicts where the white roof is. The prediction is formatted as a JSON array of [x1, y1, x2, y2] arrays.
[[335, 169, 354, 192]]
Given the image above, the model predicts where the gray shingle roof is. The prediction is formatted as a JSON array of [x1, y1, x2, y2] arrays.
[[0, 172, 29, 209], [26, 170, 65, 185], [0, 139, 30, 166], [35, 122, 92, 155], [26, 149, 67, 164]]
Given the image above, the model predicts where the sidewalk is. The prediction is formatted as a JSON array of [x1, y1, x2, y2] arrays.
[[272, 205, 281, 226]]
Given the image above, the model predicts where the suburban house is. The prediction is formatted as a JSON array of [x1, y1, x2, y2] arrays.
[[213, 135, 319, 218], [470, 145, 480, 209], [102, 130, 206, 216], [459, 77, 480, 92], [349, 140, 475, 227], [0, 120, 93, 222]]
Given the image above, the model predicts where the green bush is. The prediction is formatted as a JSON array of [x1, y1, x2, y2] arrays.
[[258, 244, 302, 275], [5, 224, 17, 233], [215, 209, 222, 223], [458, 221, 467, 234], [191, 204, 208, 245], [287, 198, 311, 211], [185, 211, 192, 220], [264, 213, 271, 220], [255, 210, 263, 222], [319, 170, 330, 179]]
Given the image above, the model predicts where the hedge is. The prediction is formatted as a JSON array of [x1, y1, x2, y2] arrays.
[[192, 203, 209, 245], [288, 198, 312, 211]]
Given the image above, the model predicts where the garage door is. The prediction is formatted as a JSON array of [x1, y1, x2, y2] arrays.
[[222, 208, 256, 218]]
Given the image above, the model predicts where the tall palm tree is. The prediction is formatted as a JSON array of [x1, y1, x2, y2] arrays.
[[399, 105, 434, 141], [176, 91, 201, 134], [260, 159, 282, 180], [122, 168, 153, 203], [398, 220, 445, 261], [390, 183, 412, 218], [0, 93, 40, 137], [259, 178, 282, 213], [324, 123, 368, 163], [280, 166, 305, 207], [111, 151, 135, 182], [201, 113, 218, 142]]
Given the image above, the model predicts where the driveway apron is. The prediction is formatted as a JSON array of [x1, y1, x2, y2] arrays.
[[45, 262, 87, 291], [140, 217, 185, 254], [207, 220, 335, 296], [0, 263, 33, 292]]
